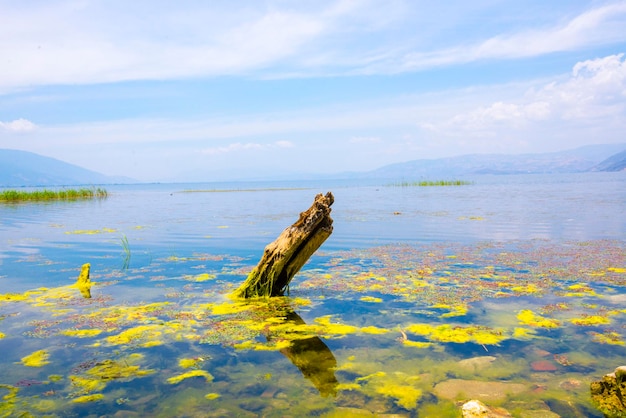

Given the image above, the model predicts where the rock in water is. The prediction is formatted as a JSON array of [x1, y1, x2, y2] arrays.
[[590, 366, 626, 417]]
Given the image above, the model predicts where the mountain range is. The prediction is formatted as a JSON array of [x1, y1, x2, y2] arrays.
[[351, 143, 626, 179], [0, 149, 133, 187], [1, 143, 625, 187]]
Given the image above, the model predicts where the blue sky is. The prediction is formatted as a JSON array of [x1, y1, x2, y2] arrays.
[[1, 0, 626, 182]]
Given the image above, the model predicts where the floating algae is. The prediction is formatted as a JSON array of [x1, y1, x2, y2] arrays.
[[20, 350, 50, 367], [0, 239, 625, 416]]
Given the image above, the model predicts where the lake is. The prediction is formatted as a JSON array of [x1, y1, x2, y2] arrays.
[[1, 173, 625, 417]]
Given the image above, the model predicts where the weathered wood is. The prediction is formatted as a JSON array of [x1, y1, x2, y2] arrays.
[[76, 263, 92, 298], [233, 192, 334, 298]]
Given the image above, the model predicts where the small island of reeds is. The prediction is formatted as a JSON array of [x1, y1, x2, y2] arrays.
[[0, 187, 108, 202], [389, 180, 474, 187]]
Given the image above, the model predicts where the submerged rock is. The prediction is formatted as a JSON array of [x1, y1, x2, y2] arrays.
[[457, 356, 497, 372], [433, 379, 527, 402], [590, 366, 626, 417], [461, 399, 512, 417], [530, 360, 558, 372]]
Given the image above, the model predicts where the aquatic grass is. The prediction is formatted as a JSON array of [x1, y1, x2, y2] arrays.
[[0, 187, 108, 202], [388, 180, 473, 187], [120, 235, 131, 270]]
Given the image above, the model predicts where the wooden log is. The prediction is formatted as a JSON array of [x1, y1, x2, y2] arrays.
[[233, 192, 334, 298]]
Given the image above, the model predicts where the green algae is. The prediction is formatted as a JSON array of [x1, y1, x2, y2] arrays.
[[0, 239, 624, 416]]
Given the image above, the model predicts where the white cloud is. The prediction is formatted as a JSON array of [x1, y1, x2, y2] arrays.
[[386, 3, 626, 73], [0, 118, 37, 132], [438, 53, 626, 135], [2, 1, 626, 91], [0, 1, 361, 91]]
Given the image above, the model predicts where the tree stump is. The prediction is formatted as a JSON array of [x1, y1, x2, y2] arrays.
[[233, 192, 334, 298]]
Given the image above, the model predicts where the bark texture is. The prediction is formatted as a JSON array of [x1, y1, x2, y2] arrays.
[[233, 192, 334, 298]]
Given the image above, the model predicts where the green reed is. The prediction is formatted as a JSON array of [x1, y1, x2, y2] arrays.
[[389, 180, 474, 187], [120, 235, 131, 270], [0, 187, 108, 202]]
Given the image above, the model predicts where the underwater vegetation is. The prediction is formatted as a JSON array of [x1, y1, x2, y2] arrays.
[[0, 239, 624, 416], [0, 187, 108, 202]]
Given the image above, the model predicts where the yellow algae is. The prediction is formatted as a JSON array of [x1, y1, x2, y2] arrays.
[[65, 228, 117, 235], [432, 303, 468, 318], [185, 273, 216, 282], [61, 329, 102, 338], [86, 357, 154, 381], [167, 370, 213, 384], [590, 331, 624, 345], [72, 394, 105, 403], [406, 323, 432, 336], [356, 371, 387, 382], [0, 331, 4, 339], [179, 358, 204, 369], [48, 374, 63, 382], [106, 324, 164, 346], [70, 375, 106, 393], [405, 323, 506, 345], [360, 296, 382, 303], [32, 399, 58, 412], [403, 340, 433, 348], [234, 339, 292, 351], [205, 393, 220, 400], [511, 283, 541, 294], [21, 349, 50, 367], [517, 309, 560, 328], [0, 384, 19, 401], [608, 267, 626, 273], [211, 301, 254, 315], [315, 316, 359, 336], [0, 292, 30, 303], [376, 383, 422, 409], [336, 383, 362, 391], [360, 326, 389, 335], [564, 283, 600, 297], [570, 315, 611, 326], [513, 327, 536, 339], [114, 302, 172, 321]]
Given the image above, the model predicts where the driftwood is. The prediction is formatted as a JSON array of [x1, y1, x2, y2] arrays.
[[76, 263, 92, 298], [233, 192, 334, 298]]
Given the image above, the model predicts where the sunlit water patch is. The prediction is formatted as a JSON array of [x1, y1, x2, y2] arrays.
[[1, 174, 625, 416]]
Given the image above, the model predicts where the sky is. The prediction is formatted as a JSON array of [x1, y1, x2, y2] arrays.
[[1, 0, 626, 182]]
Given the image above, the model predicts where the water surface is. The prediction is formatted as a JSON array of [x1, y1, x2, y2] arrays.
[[1, 173, 625, 417]]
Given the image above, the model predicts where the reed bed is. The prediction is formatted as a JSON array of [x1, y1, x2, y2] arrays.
[[389, 180, 473, 187], [0, 187, 108, 202]]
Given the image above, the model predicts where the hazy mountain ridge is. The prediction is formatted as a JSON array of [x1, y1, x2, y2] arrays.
[[357, 143, 626, 179], [0, 149, 133, 187], [589, 150, 626, 172], [1, 144, 624, 186]]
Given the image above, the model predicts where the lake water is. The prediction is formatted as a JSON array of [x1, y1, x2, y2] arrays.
[[1, 173, 625, 417]]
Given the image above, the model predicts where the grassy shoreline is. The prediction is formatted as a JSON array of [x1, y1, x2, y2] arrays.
[[389, 180, 474, 187], [0, 187, 108, 202]]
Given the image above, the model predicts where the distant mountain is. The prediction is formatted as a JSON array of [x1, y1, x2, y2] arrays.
[[353, 143, 626, 179], [0, 149, 134, 187], [589, 150, 626, 172]]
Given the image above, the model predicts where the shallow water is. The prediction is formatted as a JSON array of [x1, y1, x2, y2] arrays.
[[0, 173, 625, 417]]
